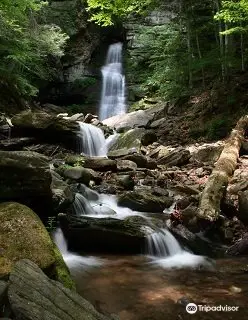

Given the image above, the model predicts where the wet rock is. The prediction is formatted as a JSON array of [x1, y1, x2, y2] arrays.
[[238, 191, 248, 225], [8, 259, 116, 320], [157, 148, 191, 167], [0, 137, 35, 151], [167, 222, 223, 257], [122, 153, 157, 169], [141, 131, 157, 146], [50, 171, 75, 212], [117, 174, 135, 190], [229, 285, 242, 293], [58, 166, 101, 185], [0, 151, 53, 215], [0, 281, 8, 304], [0, 202, 73, 290], [59, 215, 154, 254], [118, 191, 173, 212], [84, 113, 98, 123], [117, 159, 137, 172], [226, 233, 248, 256]]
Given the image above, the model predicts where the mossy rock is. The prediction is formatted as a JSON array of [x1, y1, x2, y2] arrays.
[[0, 202, 74, 289], [110, 128, 146, 151]]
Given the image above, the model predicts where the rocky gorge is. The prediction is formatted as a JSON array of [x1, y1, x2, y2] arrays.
[[1, 92, 248, 318]]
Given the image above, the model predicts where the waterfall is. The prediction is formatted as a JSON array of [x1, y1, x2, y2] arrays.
[[77, 122, 107, 157], [99, 43, 126, 121], [73, 193, 96, 216], [146, 229, 182, 257]]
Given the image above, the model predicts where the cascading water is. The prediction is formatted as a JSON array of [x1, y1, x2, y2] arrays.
[[53, 228, 103, 270], [99, 43, 126, 120], [71, 184, 213, 269], [77, 122, 107, 157]]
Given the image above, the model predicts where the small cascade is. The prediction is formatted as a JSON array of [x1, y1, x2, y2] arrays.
[[146, 229, 182, 257], [99, 43, 126, 120], [53, 228, 103, 269], [73, 193, 96, 216], [77, 122, 107, 157], [146, 228, 213, 269]]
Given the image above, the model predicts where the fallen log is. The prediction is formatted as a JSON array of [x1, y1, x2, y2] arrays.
[[198, 115, 248, 222]]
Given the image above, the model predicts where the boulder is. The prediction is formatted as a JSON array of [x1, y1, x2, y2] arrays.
[[238, 191, 248, 225], [141, 131, 157, 146], [157, 148, 191, 167], [226, 233, 248, 256], [0, 151, 53, 215], [58, 166, 101, 184], [59, 214, 156, 253], [117, 174, 135, 190], [108, 148, 137, 159], [50, 171, 75, 212], [122, 153, 157, 169], [65, 155, 117, 172], [0, 137, 35, 151], [0, 202, 74, 289], [84, 158, 117, 172], [109, 128, 145, 151], [118, 191, 174, 212], [189, 142, 224, 163], [11, 110, 78, 149], [8, 259, 117, 320], [117, 160, 137, 172]]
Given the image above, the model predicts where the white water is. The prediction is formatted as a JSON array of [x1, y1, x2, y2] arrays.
[[71, 185, 214, 270], [77, 122, 107, 157], [53, 228, 103, 270], [99, 43, 126, 121]]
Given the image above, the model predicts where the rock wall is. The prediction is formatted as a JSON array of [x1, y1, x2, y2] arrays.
[[124, 2, 175, 102], [39, 0, 125, 114]]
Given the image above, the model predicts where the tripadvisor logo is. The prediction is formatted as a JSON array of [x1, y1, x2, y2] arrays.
[[186, 303, 239, 314]]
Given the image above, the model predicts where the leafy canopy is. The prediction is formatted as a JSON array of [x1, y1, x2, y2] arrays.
[[0, 0, 69, 96], [86, 0, 156, 25]]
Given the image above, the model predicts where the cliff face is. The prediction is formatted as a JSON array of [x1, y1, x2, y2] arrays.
[[39, 1, 124, 114], [124, 3, 174, 102]]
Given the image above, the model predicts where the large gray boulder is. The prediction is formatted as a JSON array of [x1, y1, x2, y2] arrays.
[[59, 215, 158, 253], [11, 110, 78, 149], [0, 151, 53, 214], [8, 259, 117, 320], [118, 191, 174, 212]]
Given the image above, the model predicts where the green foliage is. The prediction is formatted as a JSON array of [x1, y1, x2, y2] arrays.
[[86, 0, 157, 25], [215, 0, 248, 34], [72, 77, 97, 90], [67, 104, 84, 115], [0, 0, 69, 96], [46, 216, 57, 233]]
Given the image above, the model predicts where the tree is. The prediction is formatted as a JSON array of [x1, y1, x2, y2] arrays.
[[86, 0, 157, 25], [0, 0, 69, 96]]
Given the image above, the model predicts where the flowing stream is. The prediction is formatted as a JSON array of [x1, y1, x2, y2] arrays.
[[99, 42, 126, 120], [77, 122, 107, 157]]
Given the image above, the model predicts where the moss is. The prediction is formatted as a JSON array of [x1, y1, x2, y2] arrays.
[[110, 128, 145, 151], [53, 245, 75, 290], [65, 155, 86, 167], [0, 202, 55, 276]]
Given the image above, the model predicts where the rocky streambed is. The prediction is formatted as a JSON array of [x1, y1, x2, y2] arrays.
[[0, 103, 248, 319]]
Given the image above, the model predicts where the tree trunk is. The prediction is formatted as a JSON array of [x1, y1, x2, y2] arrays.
[[198, 115, 248, 222]]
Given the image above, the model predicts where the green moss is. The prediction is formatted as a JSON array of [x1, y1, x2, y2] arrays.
[[53, 245, 75, 290], [65, 155, 86, 167], [0, 202, 55, 276]]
